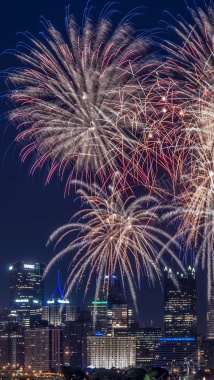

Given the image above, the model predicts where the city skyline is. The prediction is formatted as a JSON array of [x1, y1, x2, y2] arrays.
[[0, 260, 204, 373], [0, 0, 210, 336], [1, 260, 206, 336]]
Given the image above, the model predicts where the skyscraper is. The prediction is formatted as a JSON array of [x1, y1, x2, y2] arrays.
[[164, 266, 197, 337], [41, 272, 78, 326], [63, 311, 92, 370], [88, 299, 108, 334], [88, 275, 134, 335], [207, 282, 214, 339], [9, 262, 45, 327]]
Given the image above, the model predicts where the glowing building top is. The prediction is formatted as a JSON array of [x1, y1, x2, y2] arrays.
[[164, 266, 197, 337]]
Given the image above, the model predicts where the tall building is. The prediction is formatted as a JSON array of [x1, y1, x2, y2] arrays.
[[9, 262, 44, 327], [41, 271, 78, 326], [107, 302, 131, 335], [63, 311, 92, 370], [106, 275, 124, 307], [88, 275, 133, 335], [207, 282, 214, 339], [88, 300, 108, 334], [164, 266, 197, 337]]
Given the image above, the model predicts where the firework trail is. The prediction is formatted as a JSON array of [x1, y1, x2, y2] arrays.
[[44, 176, 183, 311], [6, 5, 158, 194], [161, 4, 214, 298]]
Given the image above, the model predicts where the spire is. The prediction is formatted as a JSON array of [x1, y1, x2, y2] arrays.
[[51, 271, 64, 300]]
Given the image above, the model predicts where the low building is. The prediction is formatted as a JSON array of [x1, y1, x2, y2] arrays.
[[0, 323, 24, 369], [85, 335, 136, 369]]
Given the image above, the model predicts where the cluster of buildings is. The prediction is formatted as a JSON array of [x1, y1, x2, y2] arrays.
[[1, 262, 214, 376]]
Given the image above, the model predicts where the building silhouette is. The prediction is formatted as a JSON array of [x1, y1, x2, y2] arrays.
[[164, 266, 197, 337]]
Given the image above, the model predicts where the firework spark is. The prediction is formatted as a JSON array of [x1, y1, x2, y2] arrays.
[[44, 177, 183, 310], [6, 7, 157, 194]]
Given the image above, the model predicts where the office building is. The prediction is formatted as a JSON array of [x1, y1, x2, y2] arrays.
[[89, 275, 132, 335], [9, 262, 44, 327], [106, 275, 124, 307], [0, 323, 24, 369], [135, 327, 162, 368], [107, 302, 130, 335], [154, 337, 199, 374], [164, 266, 197, 337], [85, 335, 136, 369], [207, 282, 214, 340], [63, 311, 92, 370], [41, 271, 78, 326], [24, 327, 62, 372], [88, 300, 108, 334], [115, 326, 162, 368]]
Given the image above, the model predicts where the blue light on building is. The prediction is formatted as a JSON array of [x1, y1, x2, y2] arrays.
[[158, 337, 195, 341]]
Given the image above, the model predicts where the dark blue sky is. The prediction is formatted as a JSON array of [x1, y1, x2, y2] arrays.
[[0, 0, 208, 334]]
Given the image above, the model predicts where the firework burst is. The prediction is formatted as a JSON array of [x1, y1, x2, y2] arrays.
[[44, 177, 183, 311], [161, 3, 214, 298], [6, 6, 158, 194]]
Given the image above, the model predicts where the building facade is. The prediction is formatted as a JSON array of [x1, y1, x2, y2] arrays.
[[41, 271, 78, 327], [0, 323, 24, 369], [154, 337, 199, 374], [115, 326, 162, 368], [164, 266, 197, 337], [88, 300, 108, 334], [85, 335, 136, 369], [63, 311, 92, 370], [9, 262, 44, 328], [42, 303, 78, 327], [24, 327, 62, 372], [207, 282, 214, 340]]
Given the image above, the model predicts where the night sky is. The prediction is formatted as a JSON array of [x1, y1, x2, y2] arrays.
[[0, 0, 208, 334]]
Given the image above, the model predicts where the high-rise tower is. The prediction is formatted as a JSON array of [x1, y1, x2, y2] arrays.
[[9, 261, 45, 327], [41, 271, 78, 326], [207, 282, 214, 339], [164, 266, 197, 337]]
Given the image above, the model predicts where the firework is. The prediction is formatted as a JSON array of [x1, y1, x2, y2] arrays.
[[6, 6, 158, 194], [44, 177, 183, 311], [161, 4, 214, 298]]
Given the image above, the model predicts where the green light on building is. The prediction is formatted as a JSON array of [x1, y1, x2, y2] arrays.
[[92, 301, 108, 305]]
